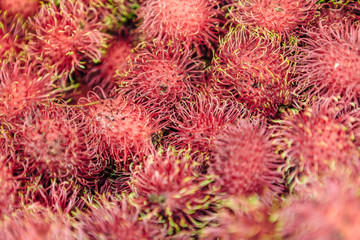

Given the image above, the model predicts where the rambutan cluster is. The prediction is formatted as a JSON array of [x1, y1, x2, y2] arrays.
[[1, 0, 360, 238]]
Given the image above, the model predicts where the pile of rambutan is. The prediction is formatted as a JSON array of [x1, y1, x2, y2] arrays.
[[1, 0, 360, 239]]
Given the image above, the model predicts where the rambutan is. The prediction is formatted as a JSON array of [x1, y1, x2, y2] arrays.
[[294, 21, 360, 103], [0, 12, 25, 63], [200, 196, 277, 240], [0, 204, 75, 240], [0, 0, 40, 18], [27, 0, 108, 86], [85, 34, 133, 93], [78, 91, 159, 170], [167, 94, 242, 162], [228, 0, 318, 38], [212, 27, 294, 117], [210, 120, 284, 197], [279, 173, 360, 240], [117, 40, 204, 116], [10, 102, 102, 186], [0, 60, 58, 120], [271, 98, 360, 183], [0, 162, 18, 217], [137, 0, 223, 54], [167, 94, 243, 158], [130, 148, 217, 234], [77, 193, 166, 240]]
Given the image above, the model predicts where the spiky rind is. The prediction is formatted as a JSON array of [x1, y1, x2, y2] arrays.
[[138, 0, 223, 54], [130, 148, 217, 235], [27, 0, 108, 86], [78, 91, 159, 170], [212, 26, 294, 117], [77, 193, 166, 240], [294, 22, 360, 103], [271, 98, 360, 185], [211, 121, 284, 196], [117, 40, 204, 116], [228, 0, 318, 38], [167, 94, 243, 161]]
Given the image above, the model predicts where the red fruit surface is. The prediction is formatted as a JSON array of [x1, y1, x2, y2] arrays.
[[0, 61, 57, 120], [200, 197, 276, 240], [0, 13, 24, 63], [211, 121, 284, 196], [130, 149, 216, 233], [27, 0, 107, 86], [11, 103, 101, 185], [295, 22, 360, 103], [272, 99, 360, 181], [212, 27, 293, 117], [0, 204, 75, 240], [228, 0, 318, 38], [117, 41, 204, 116], [0, 163, 17, 218], [0, 0, 40, 18], [138, 0, 223, 53], [280, 174, 360, 240], [167, 94, 242, 160], [78, 92, 159, 169], [78, 194, 166, 240], [86, 35, 133, 93]]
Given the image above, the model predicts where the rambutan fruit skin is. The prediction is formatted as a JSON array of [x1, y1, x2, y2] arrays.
[[294, 22, 360, 103], [212, 27, 294, 117], [0, 204, 75, 240], [210, 121, 284, 197], [0, 60, 58, 120], [272, 99, 360, 182], [0, 0, 40, 18], [228, 0, 318, 38], [85, 35, 133, 93], [117, 40, 204, 116], [78, 91, 159, 170], [27, 0, 108, 86], [200, 196, 277, 240], [167, 94, 243, 161], [0, 12, 25, 63], [9, 102, 102, 186], [279, 174, 360, 240], [0, 163, 18, 218], [138, 0, 223, 54], [77, 194, 166, 240], [130, 149, 217, 234]]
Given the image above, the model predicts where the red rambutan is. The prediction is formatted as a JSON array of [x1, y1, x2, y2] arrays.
[[78, 91, 159, 170], [0, 204, 75, 240], [200, 196, 277, 240], [85, 34, 133, 93], [117, 40, 204, 116], [10, 102, 102, 186], [130, 148, 217, 234], [0, 60, 59, 120], [137, 0, 223, 54], [271, 98, 360, 183], [228, 0, 318, 38], [0, 162, 18, 217], [279, 173, 360, 240], [77, 193, 166, 240], [0, 12, 25, 63], [0, 0, 40, 18], [294, 21, 360, 103], [167, 94, 243, 161], [27, 0, 108, 86], [212, 27, 294, 117], [210, 120, 284, 197]]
